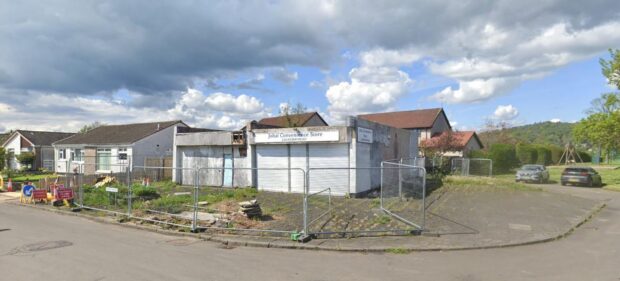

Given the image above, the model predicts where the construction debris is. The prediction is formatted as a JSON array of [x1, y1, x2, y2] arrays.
[[238, 199, 262, 218], [94, 176, 116, 188]]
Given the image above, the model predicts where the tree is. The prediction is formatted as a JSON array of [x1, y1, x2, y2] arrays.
[[279, 102, 308, 127], [573, 111, 620, 164], [16, 152, 35, 170], [600, 48, 620, 90], [0, 147, 5, 170], [79, 121, 104, 133], [420, 131, 462, 158], [586, 92, 620, 115]]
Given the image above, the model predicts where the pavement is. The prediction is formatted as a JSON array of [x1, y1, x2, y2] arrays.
[[1, 184, 620, 280], [0, 183, 607, 252]]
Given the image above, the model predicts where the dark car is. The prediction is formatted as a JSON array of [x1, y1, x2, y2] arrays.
[[560, 167, 602, 187], [515, 164, 550, 183]]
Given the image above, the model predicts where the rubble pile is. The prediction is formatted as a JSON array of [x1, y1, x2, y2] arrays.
[[238, 199, 262, 218]]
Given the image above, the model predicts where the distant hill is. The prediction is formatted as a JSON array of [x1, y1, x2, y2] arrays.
[[478, 122, 576, 148]]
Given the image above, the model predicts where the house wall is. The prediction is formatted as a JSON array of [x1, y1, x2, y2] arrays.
[[304, 114, 328, 126], [37, 146, 55, 170], [4, 134, 23, 170], [54, 146, 132, 174], [133, 124, 185, 168]]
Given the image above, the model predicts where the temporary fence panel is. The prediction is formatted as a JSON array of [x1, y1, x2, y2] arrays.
[[256, 145, 289, 192], [304, 165, 426, 238], [196, 167, 306, 236], [129, 166, 198, 230], [77, 163, 131, 215], [289, 144, 307, 193], [308, 144, 350, 195], [380, 162, 426, 231], [451, 158, 492, 177]]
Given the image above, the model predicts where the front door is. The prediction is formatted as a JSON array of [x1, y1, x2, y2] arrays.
[[223, 154, 233, 187]]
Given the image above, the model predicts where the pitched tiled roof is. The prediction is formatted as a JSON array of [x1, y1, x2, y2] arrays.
[[358, 108, 450, 129], [2, 130, 75, 146], [257, 112, 327, 128], [54, 120, 184, 145], [420, 131, 482, 149]]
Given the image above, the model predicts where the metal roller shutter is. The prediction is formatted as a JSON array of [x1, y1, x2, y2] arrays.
[[308, 143, 349, 195], [289, 144, 307, 193], [256, 145, 289, 192]]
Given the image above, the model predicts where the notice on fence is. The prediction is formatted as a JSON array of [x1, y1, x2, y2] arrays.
[[105, 187, 119, 193], [56, 188, 73, 200]]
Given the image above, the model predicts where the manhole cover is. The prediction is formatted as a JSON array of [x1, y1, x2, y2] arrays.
[[8, 240, 73, 255]]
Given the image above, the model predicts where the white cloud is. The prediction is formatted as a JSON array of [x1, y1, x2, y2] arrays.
[[434, 77, 520, 104], [326, 48, 416, 121], [550, 118, 561, 123], [0, 89, 268, 132], [493, 105, 519, 120], [270, 68, 299, 84]]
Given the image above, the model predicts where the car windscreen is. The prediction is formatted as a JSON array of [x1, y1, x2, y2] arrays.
[[522, 165, 541, 170]]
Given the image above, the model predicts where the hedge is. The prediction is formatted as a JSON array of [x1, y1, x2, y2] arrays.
[[548, 145, 564, 164], [516, 143, 537, 164], [535, 146, 552, 165], [488, 143, 518, 173]]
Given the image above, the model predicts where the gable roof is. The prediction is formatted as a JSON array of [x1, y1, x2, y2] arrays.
[[257, 112, 328, 128], [2, 130, 75, 147], [54, 120, 185, 146], [420, 131, 483, 150], [358, 108, 451, 130]]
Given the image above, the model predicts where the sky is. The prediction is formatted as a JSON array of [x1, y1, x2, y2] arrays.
[[1, 0, 620, 133]]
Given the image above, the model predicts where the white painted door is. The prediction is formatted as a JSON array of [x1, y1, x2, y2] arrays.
[[256, 145, 289, 192], [308, 144, 349, 195]]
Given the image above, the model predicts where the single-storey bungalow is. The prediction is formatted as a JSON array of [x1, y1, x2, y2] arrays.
[[53, 120, 188, 174], [2, 130, 74, 171], [420, 131, 483, 157], [358, 108, 451, 143], [173, 113, 419, 197], [256, 111, 328, 128]]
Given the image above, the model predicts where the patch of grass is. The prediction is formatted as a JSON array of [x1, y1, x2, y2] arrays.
[[149, 195, 193, 214], [370, 198, 381, 208], [1, 173, 56, 182], [373, 215, 392, 225], [385, 247, 410, 254]]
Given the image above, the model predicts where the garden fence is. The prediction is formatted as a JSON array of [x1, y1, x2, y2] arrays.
[[451, 158, 493, 177]]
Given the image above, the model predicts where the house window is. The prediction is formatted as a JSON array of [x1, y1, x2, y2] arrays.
[[59, 149, 66, 160], [118, 148, 128, 160], [72, 149, 83, 161], [96, 148, 112, 171]]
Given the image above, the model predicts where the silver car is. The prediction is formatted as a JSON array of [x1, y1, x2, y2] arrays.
[[515, 164, 550, 183]]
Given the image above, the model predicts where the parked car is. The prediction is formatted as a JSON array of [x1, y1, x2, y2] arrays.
[[515, 164, 550, 183], [561, 167, 602, 187]]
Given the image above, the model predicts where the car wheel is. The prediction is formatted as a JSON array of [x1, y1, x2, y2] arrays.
[[587, 178, 594, 187]]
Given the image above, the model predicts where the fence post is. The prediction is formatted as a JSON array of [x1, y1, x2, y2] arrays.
[[380, 162, 384, 209], [192, 168, 198, 232], [489, 159, 493, 177], [127, 166, 132, 216], [398, 158, 403, 200], [303, 169, 309, 236], [421, 167, 426, 230]]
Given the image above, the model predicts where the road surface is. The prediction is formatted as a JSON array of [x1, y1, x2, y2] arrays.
[[1, 184, 619, 281]]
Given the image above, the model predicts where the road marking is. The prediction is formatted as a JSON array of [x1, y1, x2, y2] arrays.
[[509, 223, 532, 231]]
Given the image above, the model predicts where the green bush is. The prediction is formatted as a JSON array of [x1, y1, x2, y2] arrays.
[[488, 144, 518, 173], [16, 152, 35, 170], [467, 149, 488, 158], [516, 143, 537, 164], [548, 145, 564, 164], [535, 146, 552, 165]]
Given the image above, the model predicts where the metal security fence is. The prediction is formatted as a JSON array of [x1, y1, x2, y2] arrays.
[[451, 158, 493, 177], [67, 161, 427, 241]]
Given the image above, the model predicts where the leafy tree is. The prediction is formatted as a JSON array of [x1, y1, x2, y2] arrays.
[[421, 131, 462, 158], [573, 111, 620, 163], [16, 152, 35, 170], [79, 121, 104, 133], [586, 92, 620, 115], [535, 146, 552, 165], [548, 145, 564, 164], [600, 48, 620, 90]]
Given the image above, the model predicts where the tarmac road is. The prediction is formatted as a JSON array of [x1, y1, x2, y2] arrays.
[[1, 184, 619, 281]]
